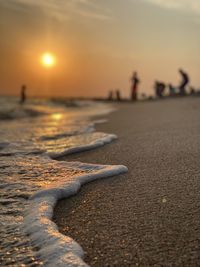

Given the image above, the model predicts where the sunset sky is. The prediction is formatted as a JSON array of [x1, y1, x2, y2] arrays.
[[0, 0, 200, 98]]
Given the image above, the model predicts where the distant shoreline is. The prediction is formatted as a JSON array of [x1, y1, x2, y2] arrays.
[[1, 90, 200, 102]]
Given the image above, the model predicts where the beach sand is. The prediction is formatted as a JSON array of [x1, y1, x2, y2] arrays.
[[53, 97, 200, 266]]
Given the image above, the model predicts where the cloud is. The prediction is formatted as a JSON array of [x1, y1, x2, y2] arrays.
[[143, 0, 200, 15], [1, 0, 112, 21]]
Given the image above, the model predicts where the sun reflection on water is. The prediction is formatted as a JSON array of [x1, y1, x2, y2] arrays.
[[51, 113, 63, 120]]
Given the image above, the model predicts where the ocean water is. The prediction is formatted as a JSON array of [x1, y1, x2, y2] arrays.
[[0, 97, 127, 266]]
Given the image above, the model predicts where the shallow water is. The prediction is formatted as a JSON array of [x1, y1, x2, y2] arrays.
[[0, 97, 127, 266]]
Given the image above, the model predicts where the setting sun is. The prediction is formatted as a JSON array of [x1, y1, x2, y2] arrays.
[[41, 52, 56, 68]]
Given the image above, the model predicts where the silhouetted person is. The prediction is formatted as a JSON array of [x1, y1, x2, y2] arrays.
[[155, 81, 166, 98], [108, 90, 113, 101], [179, 69, 189, 95], [20, 84, 27, 104], [131, 72, 140, 101], [116, 89, 121, 101], [168, 83, 176, 96]]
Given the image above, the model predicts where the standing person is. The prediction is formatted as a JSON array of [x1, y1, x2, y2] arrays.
[[108, 90, 113, 101], [131, 72, 140, 101], [179, 69, 189, 95], [20, 84, 27, 104], [116, 89, 121, 101]]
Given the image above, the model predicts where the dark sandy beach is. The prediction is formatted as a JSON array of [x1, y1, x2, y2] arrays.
[[54, 97, 200, 266]]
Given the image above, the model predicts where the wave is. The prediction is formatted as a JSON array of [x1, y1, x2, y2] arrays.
[[45, 133, 117, 159], [0, 106, 46, 120], [0, 142, 10, 149], [0, 98, 128, 266], [50, 98, 99, 109], [40, 124, 94, 141], [25, 160, 128, 267]]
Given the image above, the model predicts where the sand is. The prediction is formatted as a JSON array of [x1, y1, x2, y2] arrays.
[[53, 97, 200, 267]]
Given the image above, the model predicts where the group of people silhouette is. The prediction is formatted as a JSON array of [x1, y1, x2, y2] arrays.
[[108, 68, 191, 101], [154, 69, 190, 99], [108, 90, 121, 101], [20, 69, 191, 104], [108, 72, 140, 102]]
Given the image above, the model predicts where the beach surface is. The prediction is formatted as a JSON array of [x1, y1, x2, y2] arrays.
[[54, 97, 200, 266]]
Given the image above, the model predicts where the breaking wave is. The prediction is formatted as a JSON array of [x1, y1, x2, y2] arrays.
[[0, 96, 127, 266]]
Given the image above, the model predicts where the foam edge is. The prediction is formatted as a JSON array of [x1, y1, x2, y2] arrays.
[[24, 164, 128, 267], [48, 134, 117, 159]]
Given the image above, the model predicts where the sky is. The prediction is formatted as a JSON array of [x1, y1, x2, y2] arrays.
[[0, 0, 200, 98]]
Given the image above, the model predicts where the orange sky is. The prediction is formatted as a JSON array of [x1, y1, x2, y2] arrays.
[[0, 0, 200, 98]]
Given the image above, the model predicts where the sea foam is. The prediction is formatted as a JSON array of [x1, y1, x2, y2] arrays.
[[0, 97, 127, 266], [25, 160, 127, 267], [46, 133, 117, 159]]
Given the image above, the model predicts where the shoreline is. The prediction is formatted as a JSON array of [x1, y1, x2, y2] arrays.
[[54, 97, 200, 266]]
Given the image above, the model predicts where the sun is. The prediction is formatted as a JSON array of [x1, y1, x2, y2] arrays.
[[41, 52, 56, 68]]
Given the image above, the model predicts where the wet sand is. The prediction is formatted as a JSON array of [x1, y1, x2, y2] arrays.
[[53, 97, 200, 266]]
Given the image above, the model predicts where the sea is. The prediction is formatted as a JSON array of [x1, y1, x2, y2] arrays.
[[0, 96, 127, 267]]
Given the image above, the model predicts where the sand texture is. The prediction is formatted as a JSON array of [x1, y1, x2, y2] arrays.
[[54, 97, 200, 267]]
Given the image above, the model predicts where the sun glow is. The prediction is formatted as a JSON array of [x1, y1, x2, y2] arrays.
[[51, 113, 63, 120], [41, 52, 56, 68]]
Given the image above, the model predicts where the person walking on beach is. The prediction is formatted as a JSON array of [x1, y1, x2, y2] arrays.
[[131, 72, 140, 101], [179, 69, 189, 95], [20, 84, 27, 104]]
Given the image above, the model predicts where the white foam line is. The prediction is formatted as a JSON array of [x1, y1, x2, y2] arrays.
[[48, 134, 117, 159], [24, 164, 128, 267]]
